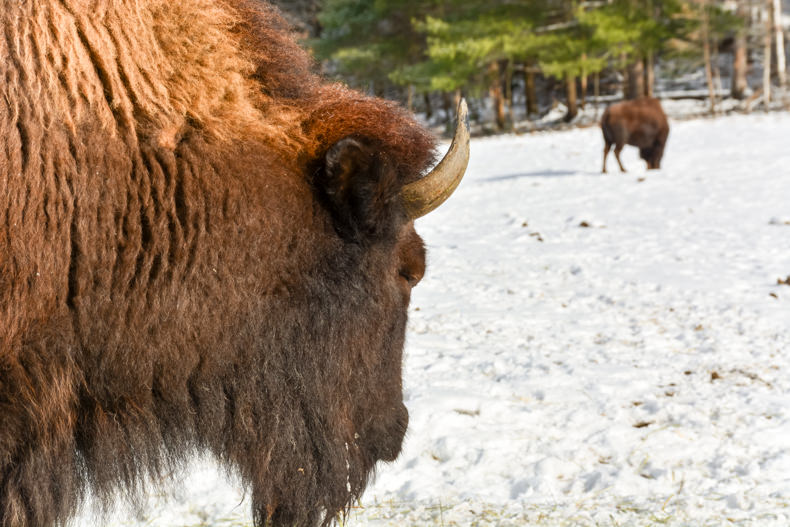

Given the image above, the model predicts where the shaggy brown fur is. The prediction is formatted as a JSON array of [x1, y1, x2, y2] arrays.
[[601, 97, 669, 173], [0, 1, 438, 526]]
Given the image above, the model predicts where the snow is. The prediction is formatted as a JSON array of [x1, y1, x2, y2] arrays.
[[74, 111, 790, 526]]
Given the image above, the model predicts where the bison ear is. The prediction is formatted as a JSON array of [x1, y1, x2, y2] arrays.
[[316, 136, 402, 243]]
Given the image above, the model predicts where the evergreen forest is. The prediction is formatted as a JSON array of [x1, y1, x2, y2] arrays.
[[283, 0, 790, 131]]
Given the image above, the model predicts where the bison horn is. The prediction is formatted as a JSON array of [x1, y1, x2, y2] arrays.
[[401, 99, 470, 220]]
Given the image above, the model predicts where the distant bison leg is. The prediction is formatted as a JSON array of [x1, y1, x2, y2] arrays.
[[0, 324, 80, 527], [613, 143, 627, 172], [639, 147, 654, 170], [650, 141, 665, 170], [602, 142, 611, 173]]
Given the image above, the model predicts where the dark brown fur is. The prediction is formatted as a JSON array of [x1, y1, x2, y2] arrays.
[[601, 97, 669, 172], [0, 1, 438, 526]]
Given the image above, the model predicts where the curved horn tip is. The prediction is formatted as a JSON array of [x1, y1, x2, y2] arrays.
[[458, 98, 470, 133], [401, 98, 471, 220]]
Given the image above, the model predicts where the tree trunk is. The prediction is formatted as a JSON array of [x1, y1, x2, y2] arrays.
[[732, 40, 748, 99], [773, 0, 786, 88], [644, 52, 655, 97], [713, 39, 723, 104], [702, 0, 717, 113], [764, 2, 773, 107], [732, 0, 749, 99], [504, 60, 514, 129], [580, 53, 588, 109], [525, 61, 539, 117], [594, 71, 600, 117], [442, 91, 453, 126], [626, 59, 645, 99], [580, 74, 588, 109], [489, 62, 506, 130], [424, 93, 433, 120], [645, 0, 657, 97], [407, 85, 414, 113], [564, 73, 578, 122]]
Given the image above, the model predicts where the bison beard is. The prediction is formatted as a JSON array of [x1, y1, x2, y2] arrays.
[[0, 1, 466, 526]]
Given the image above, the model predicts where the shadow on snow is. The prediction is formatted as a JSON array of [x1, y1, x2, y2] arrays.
[[481, 169, 604, 182]]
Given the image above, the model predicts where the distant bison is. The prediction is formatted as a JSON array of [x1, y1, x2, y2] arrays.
[[601, 97, 669, 172], [0, 1, 469, 526]]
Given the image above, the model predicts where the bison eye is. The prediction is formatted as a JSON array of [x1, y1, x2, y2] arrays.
[[398, 258, 424, 287], [398, 269, 420, 287]]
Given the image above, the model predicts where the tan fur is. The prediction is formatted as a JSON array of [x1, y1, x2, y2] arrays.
[[0, 1, 307, 149]]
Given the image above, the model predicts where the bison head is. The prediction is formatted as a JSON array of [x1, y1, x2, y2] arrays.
[[311, 101, 470, 460], [242, 101, 470, 526], [639, 143, 664, 170]]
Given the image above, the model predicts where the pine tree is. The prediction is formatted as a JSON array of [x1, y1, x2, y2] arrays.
[[313, 0, 433, 97], [398, 1, 552, 129], [309, 0, 751, 128]]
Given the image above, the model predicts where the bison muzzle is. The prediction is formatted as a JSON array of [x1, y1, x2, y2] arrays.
[[0, 2, 469, 526]]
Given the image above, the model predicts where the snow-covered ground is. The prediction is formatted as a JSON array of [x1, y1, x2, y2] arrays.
[[75, 111, 790, 526]]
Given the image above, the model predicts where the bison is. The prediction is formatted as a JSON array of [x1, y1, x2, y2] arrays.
[[601, 97, 669, 173], [0, 2, 469, 526]]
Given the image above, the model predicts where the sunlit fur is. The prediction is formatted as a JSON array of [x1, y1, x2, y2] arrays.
[[0, 1, 436, 526]]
